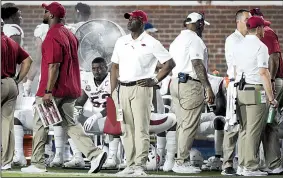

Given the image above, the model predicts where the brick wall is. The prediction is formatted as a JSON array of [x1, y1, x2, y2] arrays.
[[19, 5, 283, 75]]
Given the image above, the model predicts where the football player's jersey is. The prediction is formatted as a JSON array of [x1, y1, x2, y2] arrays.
[[65, 22, 85, 34], [34, 23, 49, 41], [82, 72, 111, 113], [3, 24, 24, 46]]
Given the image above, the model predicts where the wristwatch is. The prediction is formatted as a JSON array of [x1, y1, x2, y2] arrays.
[[45, 90, 52, 94]]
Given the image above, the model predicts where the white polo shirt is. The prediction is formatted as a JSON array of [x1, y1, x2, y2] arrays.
[[3, 24, 24, 46], [233, 35, 269, 84], [225, 29, 245, 79], [111, 31, 171, 82], [169, 29, 208, 79]]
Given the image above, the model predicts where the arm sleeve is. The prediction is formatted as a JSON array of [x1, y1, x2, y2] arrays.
[[17, 45, 30, 64], [257, 45, 269, 68], [225, 37, 234, 67], [189, 39, 205, 60], [152, 41, 172, 64], [44, 37, 63, 64], [110, 39, 120, 64], [261, 31, 281, 54]]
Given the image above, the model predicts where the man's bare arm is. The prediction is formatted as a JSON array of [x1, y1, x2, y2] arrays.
[[191, 59, 211, 88], [27, 37, 43, 81], [156, 59, 176, 82], [110, 63, 119, 94], [269, 52, 280, 80], [15, 57, 33, 83], [75, 90, 88, 107], [46, 63, 60, 91]]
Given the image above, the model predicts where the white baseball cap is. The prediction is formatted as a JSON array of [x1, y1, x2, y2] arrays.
[[185, 12, 210, 25]]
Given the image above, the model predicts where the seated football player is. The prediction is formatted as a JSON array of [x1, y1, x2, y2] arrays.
[[64, 57, 177, 169]]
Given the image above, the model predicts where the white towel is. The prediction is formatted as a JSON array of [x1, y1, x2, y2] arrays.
[[224, 81, 239, 132]]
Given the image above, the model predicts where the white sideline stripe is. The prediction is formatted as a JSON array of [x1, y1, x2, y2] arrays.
[[4, 170, 202, 177]]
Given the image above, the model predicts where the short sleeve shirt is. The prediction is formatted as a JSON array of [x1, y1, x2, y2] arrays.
[[111, 32, 171, 82], [1, 32, 29, 78], [36, 23, 81, 98]]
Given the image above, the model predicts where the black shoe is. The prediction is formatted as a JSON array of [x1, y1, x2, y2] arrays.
[[221, 167, 236, 175]]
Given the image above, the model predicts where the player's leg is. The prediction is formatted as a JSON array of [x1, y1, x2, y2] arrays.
[[13, 113, 27, 167], [59, 98, 106, 174], [103, 135, 121, 168], [49, 124, 66, 167], [156, 132, 166, 168], [163, 124, 177, 172]]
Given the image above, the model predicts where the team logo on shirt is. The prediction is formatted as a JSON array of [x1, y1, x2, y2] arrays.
[[85, 85, 91, 91]]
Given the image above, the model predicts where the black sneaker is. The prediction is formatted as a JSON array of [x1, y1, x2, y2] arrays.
[[221, 167, 236, 175]]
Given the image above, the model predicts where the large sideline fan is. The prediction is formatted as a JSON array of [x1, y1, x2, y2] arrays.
[[75, 19, 126, 72]]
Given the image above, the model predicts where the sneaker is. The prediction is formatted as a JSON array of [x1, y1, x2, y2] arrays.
[[268, 166, 283, 175], [221, 167, 236, 175], [163, 154, 175, 172], [172, 162, 201, 174], [21, 165, 47, 173], [236, 166, 244, 176], [201, 156, 222, 171], [44, 152, 55, 167], [88, 151, 107, 174], [63, 155, 85, 168], [49, 153, 63, 167], [1, 163, 12, 170], [13, 153, 27, 167], [242, 168, 268, 176], [116, 166, 135, 175], [133, 166, 147, 176], [103, 157, 118, 168]]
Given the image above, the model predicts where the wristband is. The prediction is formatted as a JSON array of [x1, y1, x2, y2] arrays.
[[152, 77, 159, 84], [45, 90, 52, 94]]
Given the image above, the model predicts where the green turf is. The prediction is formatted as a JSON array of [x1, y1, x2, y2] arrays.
[[1, 167, 223, 177]]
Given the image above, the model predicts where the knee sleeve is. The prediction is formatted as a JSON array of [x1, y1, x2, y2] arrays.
[[214, 117, 225, 130]]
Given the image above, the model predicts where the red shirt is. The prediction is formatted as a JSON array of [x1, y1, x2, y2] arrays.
[[36, 24, 81, 98], [1, 32, 29, 78], [261, 26, 283, 78]]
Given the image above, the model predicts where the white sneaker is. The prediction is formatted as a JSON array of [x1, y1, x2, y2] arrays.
[[13, 153, 27, 167], [44, 152, 55, 167], [88, 151, 107, 174], [117, 158, 127, 169], [63, 155, 85, 168], [103, 157, 117, 168], [163, 154, 175, 172], [49, 154, 63, 167], [201, 156, 222, 171], [21, 165, 47, 173], [116, 166, 135, 175], [269, 166, 283, 175], [242, 168, 268, 176], [133, 166, 147, 176], [1, 163, 12, 170], [236, 166, 244, 176], [172, 162, 202, 174]]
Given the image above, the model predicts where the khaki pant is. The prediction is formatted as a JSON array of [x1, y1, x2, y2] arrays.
[[222, 131, 238, 168], [261, 78, 283, 169], [237, 85, 268, 170], [170, 78, 204, 164], [31, 97, 103, 169], [112, 85, 153, 167], [1, 78, 18, 166]]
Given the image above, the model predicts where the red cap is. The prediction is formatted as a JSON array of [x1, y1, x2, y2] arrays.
[[250, 8, 271, 26], [247, 16, 265, 29], [124, 10, 148, 23], [42, 2, 66, 18]]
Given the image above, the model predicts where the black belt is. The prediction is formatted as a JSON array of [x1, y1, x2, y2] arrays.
[[186, 75, 201, 83], [119, 81, 137, 87], [246, 83, 263, 86]]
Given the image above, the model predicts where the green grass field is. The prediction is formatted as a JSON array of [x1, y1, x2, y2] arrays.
[[1, 167, 223, 177]]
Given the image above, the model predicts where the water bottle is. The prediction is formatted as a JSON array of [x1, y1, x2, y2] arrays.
[[267, 106, 277, 124]]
